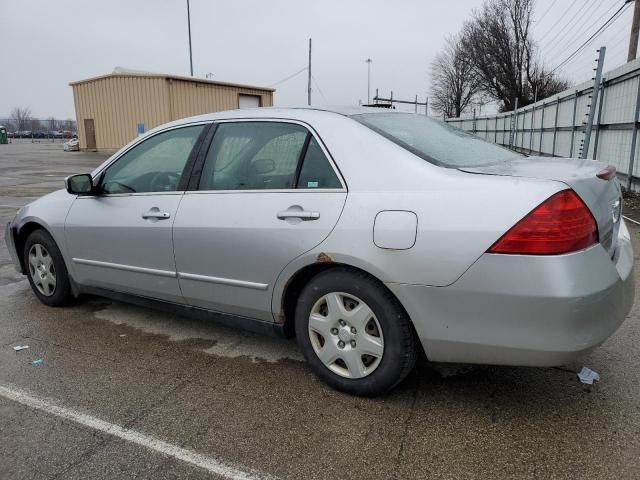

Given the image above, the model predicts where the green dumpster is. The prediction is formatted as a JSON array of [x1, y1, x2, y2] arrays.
[[0, 126, 7, 144]]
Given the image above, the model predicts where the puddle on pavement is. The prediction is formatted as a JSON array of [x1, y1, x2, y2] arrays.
[[93, 301, 304, 363]]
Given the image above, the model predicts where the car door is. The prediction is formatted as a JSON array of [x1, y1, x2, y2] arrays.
[[65, 123, 208, 302], [173, 120, 347, 321]]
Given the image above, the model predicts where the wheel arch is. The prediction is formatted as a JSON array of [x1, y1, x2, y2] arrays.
[[278, 259, 418, 343], [14, 220, 52, 274]]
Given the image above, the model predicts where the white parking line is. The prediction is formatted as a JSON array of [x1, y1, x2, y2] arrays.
[[0, 384, 276, 480]]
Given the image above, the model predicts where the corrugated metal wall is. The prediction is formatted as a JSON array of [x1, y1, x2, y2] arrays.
[[168, 80, 270, 120], [445, 57, 640, 186], [71, 75, 274, 151]]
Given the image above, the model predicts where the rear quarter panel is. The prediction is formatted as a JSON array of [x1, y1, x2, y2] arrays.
[[272, 115, 567, 316]]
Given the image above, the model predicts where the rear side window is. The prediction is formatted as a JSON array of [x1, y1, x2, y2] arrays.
[[198, 121, 342, 191], [297, 138, 341, 189], [352, 113, 523, 167], [199, 122, 307, 190]]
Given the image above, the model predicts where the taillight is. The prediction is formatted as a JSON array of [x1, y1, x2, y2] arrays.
[[487, 189, 598, 255]]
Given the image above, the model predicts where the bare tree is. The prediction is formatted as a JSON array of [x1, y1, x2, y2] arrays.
[[47, 116, 58, 131], [461, 0, 568, 111], [10, 107, 32, 131], [61, 118, 75, 131], [430, 35, 481, 118]]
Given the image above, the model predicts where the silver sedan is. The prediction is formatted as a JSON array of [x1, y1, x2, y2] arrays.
[[5, 107, 635, 396]]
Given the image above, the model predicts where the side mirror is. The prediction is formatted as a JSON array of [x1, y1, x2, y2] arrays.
[[252, 158, 276, 175], [65, 173, 94, 195]]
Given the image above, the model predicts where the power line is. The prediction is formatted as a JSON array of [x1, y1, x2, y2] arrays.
[[555, 11, 625, 77], [311, 74, 329, 104], [540, 0, 598, 53], [556, 4, 629, 73], [537, 0, 559, 24], [268, 66, 308, 87], [548, 5, 631, 78], [538, 0, 580, 42], [543, 0, 618, 63], [551, 1, 631, 74]]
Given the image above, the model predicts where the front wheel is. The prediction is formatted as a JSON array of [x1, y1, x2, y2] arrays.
[[23, 229, 74, 306], [295, 268, 418, 396]]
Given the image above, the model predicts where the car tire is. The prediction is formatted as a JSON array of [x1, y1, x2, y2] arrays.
[[23, 229, 74, 307], [295, 267, 418, 396]]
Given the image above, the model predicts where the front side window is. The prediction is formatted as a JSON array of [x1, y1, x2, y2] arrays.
[[101, 125, 204, 194], [199, 122, 307, 190]]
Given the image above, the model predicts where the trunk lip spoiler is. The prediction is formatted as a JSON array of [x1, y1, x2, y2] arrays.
[[596, 165, 617, 180]]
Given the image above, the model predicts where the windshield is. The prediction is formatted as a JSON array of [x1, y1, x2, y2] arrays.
[[352, 112, 524, 167]]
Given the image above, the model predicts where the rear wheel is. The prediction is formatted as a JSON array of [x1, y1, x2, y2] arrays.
[[295, 268, 418, 396], [23, 229, 74, 306]]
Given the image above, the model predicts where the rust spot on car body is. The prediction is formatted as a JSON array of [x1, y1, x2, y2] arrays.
[[316, 252, 333, 263]]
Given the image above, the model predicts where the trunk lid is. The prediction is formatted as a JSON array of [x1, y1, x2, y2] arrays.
[[460, 157, 622, 257]]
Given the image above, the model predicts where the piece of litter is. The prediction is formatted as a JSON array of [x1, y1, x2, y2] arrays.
[[13, 346, 29, 351], [577, 367, 600, 385], [30, 359, 44, 366], [119, 334, 127, 337]]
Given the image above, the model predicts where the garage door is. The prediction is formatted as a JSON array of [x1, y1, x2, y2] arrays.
[[238, 94, 261, 109]]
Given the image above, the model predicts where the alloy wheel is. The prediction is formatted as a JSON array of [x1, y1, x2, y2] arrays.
[[28, 243, 56, 297]]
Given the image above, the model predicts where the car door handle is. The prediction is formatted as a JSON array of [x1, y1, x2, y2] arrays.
[[277, 210, 320, 220], [142, 210, 171, 220]]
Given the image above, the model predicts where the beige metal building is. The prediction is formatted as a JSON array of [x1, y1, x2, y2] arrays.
[[70, 71, 274, 152]]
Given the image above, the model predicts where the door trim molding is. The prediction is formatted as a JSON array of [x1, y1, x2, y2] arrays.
[[178, 272, 268, 290], [72, 258, 177, 278], [72, 258, 269, 290]]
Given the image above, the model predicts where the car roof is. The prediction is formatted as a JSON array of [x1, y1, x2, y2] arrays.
[[159, 106, 401, 130]]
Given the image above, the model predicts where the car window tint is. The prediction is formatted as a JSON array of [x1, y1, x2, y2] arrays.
[[296, 137, 341, 189], [102, 125, 204, 194], [199, 122, 307, 190]]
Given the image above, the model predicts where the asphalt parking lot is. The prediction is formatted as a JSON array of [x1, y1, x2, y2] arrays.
[[1, 142, 640, 479]]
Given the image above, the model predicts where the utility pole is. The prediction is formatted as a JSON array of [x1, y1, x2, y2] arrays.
[[366, 58, 372, 103], [307, 38, 312, 106], [187, 0, 193, 76], [582, 47, 606, 159], [629, 0, 640, 62]]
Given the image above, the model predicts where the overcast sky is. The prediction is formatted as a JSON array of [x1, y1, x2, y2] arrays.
[[0, 0, 634, 119]]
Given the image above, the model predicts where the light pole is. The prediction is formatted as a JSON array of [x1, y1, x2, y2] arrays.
[[366, 58, 372, 104], [187, 0, 193, 76]]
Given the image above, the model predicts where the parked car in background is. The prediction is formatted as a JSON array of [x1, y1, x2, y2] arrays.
[[4, 107, 635, 396], [63, 136, 79, 151]]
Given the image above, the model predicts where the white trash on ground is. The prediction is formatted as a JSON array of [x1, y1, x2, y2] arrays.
[[13, 345, 29, 351], [577, 367, 600, 385]]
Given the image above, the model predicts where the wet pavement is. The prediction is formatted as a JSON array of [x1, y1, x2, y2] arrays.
[[1, 143, 639, 479]]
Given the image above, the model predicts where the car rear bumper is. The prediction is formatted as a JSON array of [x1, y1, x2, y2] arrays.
[[5, 221, 22, 273], [388, 220, 635, 366]]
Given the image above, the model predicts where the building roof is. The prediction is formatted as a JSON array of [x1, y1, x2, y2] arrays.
[[69, 67, 275, 92]]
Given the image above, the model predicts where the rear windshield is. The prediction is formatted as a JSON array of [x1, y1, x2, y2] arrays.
[[351, 112, 523, 167]]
